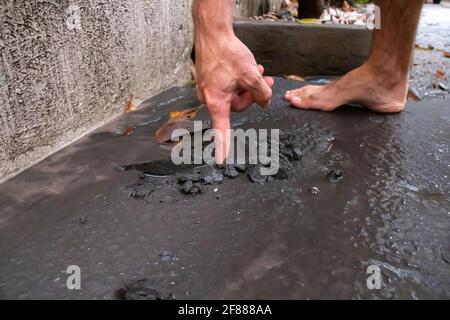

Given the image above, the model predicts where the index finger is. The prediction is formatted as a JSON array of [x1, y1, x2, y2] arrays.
[[207, 100, 231, 165]]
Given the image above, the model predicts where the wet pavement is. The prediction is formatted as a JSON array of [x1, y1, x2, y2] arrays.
[[0, 78, 449, 300], [411, 4, 450, 99]]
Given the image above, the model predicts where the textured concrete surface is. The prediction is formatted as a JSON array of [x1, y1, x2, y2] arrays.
[[234, 21, 372, 76], [0, 0, 193, 184], [0, 79, 449, 300]]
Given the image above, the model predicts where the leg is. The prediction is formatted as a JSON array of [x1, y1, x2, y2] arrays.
[[284, 0, 423, 113]]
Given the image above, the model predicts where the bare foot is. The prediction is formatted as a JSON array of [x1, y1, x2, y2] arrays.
[[284, 65, 409, 113]]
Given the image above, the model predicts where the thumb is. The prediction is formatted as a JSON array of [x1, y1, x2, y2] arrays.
[[240, 67, 272, 108], [231, 76, 275, 112]]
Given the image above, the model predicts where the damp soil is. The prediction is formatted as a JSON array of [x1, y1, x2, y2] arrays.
[[0, 79, 449, 300]]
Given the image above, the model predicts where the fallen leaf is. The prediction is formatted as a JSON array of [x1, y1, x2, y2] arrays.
[[155, 106, 210, 144], [284, 75, 305, 82], [407, 86, 422, 101], [124, 96, 136, 113], [170, 107, 200, 120], [296, 18, 320, 24], [123, 127, 135, 136], [438, 83, 449, 92], [435, 69, 446, 80], [443, 51, 450, 59], [415, 44, 434, 51]]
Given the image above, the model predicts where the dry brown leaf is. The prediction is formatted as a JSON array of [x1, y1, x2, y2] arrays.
[[285, 75, 305, 82], [124, 96, 136, 113], [169, 107, 200, 120], [443, 51, 450, 59], [435, 69, 446, 80], [155, 106, 209, 144], [123, 127, 135, 136]]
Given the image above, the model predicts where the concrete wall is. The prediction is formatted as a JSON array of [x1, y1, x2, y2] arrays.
[[0, 0, 193, 183], [234, 21, 372, 77]]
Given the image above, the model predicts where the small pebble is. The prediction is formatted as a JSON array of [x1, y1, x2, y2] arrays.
[[159, 249, 178, 262], [222, 164, 239, 178], [310, 187, 320, 195], [200, 166, 224, 185], [181, 181, 205, 195], [327, 169, 344, 184]]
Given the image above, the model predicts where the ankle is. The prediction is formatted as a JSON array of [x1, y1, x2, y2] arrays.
[[362, 61, 409, 90]]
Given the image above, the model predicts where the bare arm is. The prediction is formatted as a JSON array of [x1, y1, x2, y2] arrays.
[[193, 0, 274, 164]]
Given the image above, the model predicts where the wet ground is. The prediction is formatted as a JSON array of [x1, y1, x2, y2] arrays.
[[0, 78, 449, 300], [411, 4, 450, 99]]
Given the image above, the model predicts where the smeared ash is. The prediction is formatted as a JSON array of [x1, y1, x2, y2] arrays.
[[174, 132, 304, 192], [121, 132, 304, 199]]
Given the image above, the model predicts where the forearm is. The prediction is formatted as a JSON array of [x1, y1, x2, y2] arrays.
[[193, 0, 235, 44]]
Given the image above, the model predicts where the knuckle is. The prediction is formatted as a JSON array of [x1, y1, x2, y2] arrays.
[[241, 70, 259, 86], [248, 74, 261, 88], [205, 97, 221, 111], [263, 90, 272, 100]]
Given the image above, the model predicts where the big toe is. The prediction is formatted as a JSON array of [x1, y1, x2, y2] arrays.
[[284, 90, 294, 100], [284, 88, 303, 100], [291, 95, 321, 110], [289, 96, 305, 108], [286, 88, 315, 109]]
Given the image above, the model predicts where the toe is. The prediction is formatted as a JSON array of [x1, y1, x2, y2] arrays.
[[290, 95, 322, 110], [285, 87, 304, 101], [286, 87, 315, 109], [284, 91, 291, 100], [289, 96, 306, 109]]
